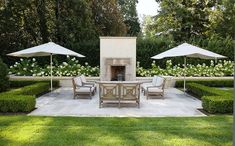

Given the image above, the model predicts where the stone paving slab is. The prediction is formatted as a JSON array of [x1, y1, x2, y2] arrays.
[[29, 88, 205, 117]]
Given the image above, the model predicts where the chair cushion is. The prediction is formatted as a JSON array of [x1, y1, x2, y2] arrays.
[[74, 77, 82, 86], [80, 75, 86, 83], [76, 87, 95, 93], [152, 75, 157, 86], [155, 76, 164, 86], [142, 83, 153, 90], [84, 84, 94, 87], [147, 87, 163, 93]]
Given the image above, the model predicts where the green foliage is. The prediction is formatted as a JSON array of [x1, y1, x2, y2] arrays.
[[187, 83, 233, 113], [117, 0, 140, 36], [3, 82, 50, 96], [137, 36, 177, 68], [136, 35, 233, 69], [0, 0, 127, 65], [151, 0, 235, 41], [0, 95, 35, 112], [175, 79, 233, 88], [9, 80, 59, 88], [91, 0, 127, 36], [202, 96, 233, 114], [0, 116, 232, 145], [9, 57, 99, 76], [0, 58, 9, 92], [137, 60, 233, 77], [0, 81, 54, 113]]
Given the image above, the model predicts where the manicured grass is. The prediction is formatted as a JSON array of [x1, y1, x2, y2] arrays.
[[0, 116, 232, 146]]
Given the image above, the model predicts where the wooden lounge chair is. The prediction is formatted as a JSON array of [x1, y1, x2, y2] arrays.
[[80, 75, 96, 92], [72, 76, 95, 99], [142, 76, 166, 99]]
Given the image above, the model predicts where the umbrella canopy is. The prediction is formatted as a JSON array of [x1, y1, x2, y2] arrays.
[[151, 43, 226, 59], [151, 43, 226, 94], [7, 42, 85, 57], [8, 42, 85, 91]]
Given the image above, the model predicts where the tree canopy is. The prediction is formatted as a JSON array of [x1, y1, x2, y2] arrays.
[[144, 0, 235, 41]]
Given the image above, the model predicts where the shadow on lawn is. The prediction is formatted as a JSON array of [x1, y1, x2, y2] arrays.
[[0, 116, 232, 146]]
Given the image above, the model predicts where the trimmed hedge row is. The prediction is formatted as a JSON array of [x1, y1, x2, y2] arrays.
[[187, 83, 233, 114], [4, 82, 50, 96], [0, 95, 35, 112], [0, 81, 58, 113], [175, 79, 233, 88], [9, 80, 60, 88]]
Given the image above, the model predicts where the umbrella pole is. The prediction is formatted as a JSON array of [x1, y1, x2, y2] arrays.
[[50, 54, 53, 91], [183, 56, 186, 94]]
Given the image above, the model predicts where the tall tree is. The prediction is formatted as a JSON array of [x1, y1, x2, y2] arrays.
[[154, 0, 217, 41], [117, 0, 140, 36], [91, 0, 127, 36]]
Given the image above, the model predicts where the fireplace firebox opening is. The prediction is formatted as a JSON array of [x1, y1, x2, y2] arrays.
[[111, 66, 125, 81]]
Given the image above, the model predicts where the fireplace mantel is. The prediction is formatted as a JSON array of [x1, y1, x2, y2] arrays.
[[100, 37, 136, 81]]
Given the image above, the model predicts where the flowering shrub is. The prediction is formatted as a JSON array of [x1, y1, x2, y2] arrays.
[[9, 58, 234, 77], [9, 56, 99, 77], [137, 60, 234, 77]]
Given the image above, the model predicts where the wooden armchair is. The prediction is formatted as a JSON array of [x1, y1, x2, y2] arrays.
[[72, 77, 95, 99], [143, 76, 166, 99]]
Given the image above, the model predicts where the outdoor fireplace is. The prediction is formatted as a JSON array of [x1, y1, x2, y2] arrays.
[[111, 66, 125, 81], [100, 37, 136, 81]]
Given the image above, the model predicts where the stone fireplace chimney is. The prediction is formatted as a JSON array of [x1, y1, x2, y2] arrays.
[[100, 37, 136, 81]]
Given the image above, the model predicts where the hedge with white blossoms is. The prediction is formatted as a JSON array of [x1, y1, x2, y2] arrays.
[[9, 58, 234, 77], [137, 60, 234, 77], [9, 57, 99, 77]]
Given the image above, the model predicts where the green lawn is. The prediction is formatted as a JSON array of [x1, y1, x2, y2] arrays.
[[0, 115, 232, 146]]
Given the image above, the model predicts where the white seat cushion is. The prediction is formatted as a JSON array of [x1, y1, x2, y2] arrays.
[[141, 83, 153, 89], [76, 87, 95, 93], [74, 77, 82, 86], [84, 84, 94, 87], [155, 76, 164, 86], [80, 75, 86, 83], [152, 75, 158, 86], [147, 87, 163, 93]]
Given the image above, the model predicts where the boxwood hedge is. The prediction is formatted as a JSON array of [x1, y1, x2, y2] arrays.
[[0, 80, 59, 113], [175, 79, 233, 88], [187, 83, 233, 114]]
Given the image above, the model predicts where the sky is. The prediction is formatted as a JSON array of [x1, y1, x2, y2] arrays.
[[136, 0, 160, 22]]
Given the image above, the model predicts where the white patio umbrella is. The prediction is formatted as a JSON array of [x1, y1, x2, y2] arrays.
[[151, 43, 226, 93], [8, 42, 85, 91]]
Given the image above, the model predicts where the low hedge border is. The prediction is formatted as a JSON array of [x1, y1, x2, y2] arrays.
[[0, 95, 35, 112], [187, 83, 233, 114], [9, 80, 60, 88], [175, 79, 233, 88], [0, 80, 59, 113]]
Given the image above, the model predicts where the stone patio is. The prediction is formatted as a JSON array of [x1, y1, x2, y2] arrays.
[[29, 87, 205, 117]]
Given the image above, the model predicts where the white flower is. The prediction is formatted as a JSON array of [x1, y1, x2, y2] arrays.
[[23, 68, 27, 71], [85, 62, 88, 66], [20, 58, 23, 61], [32, 58, 36, 61]]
